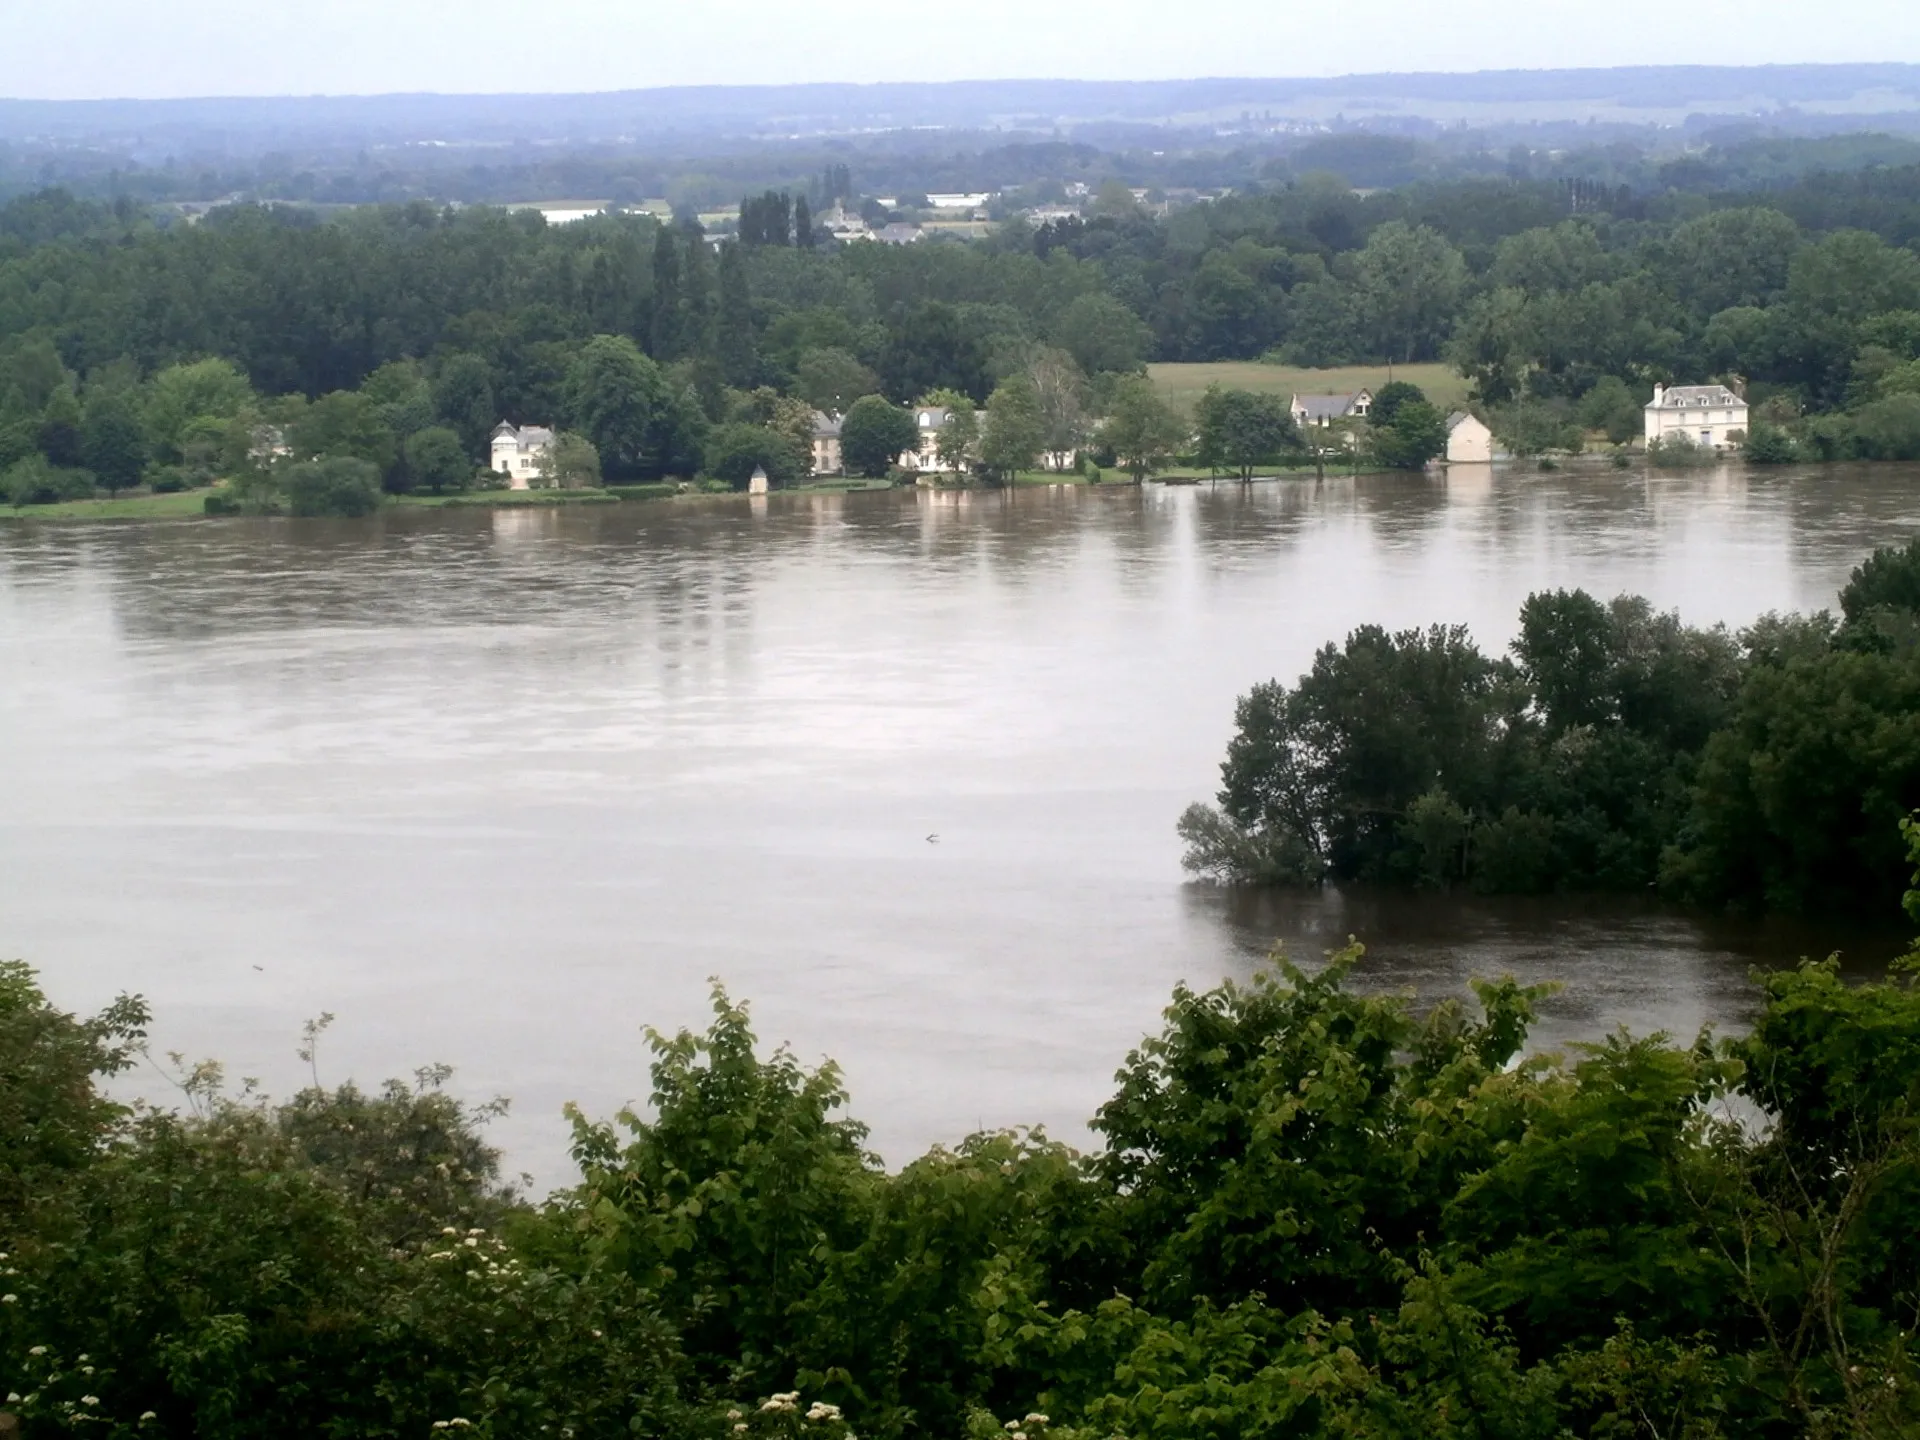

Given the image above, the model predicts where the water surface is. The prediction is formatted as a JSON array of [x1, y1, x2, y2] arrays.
[[1, 465, 1912, 1187]]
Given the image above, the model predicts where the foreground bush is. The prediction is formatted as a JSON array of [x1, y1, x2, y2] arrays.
[[4, 901, 1920, 1438]]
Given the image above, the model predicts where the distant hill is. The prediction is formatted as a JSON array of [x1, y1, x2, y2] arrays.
[[5, 65, 1920, 156]]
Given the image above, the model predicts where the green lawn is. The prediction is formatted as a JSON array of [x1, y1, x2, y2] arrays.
[[1148, 361, 1470, 413], [0, 489, 214, 521]]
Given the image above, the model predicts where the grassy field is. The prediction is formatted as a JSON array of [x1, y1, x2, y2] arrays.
[[0, 490, 213, 521], [1148, 361, 1470, 413]]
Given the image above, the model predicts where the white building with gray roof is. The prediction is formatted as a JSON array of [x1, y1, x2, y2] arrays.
[[1644, 384, 1748, 451]]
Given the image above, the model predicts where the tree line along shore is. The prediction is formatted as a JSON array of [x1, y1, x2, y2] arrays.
[[4, 160, 1920, 513]]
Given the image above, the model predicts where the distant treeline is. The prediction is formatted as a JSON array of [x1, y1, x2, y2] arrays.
[[7, 151, 1920, 499], [1181, 539, 1920, 915]]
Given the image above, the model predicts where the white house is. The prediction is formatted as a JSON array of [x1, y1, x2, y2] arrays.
[[1290, 390, 1372, 428], [489, 422, 555, 490], [1644, 384, 1748, 450], [875, 223, 925, 246], [1445, 411, 1493, 464], [811, 411, 844, 476], [901, 406, 956, 471]]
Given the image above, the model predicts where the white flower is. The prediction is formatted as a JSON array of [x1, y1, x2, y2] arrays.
[[81, 1366, 95, 1375], [433, 1424, 449, 1431], [28, 1346, 46, 1356], [1005, 1425, 1020, 1433], [141, 1413, 158, 1423], [450, 1421, 472, 1429], [726, 1411, 743, 1421], [733, 1427, 748, 1434], [463, 1237, 480, 1248], [77, 1355, 88, 1363], [442, 1226, 459, 1236], [1, 1294, 16, 1304], [5, 1393, 19, 1404], [1024, 1417, 1048, 1427], [81, 1395, 100, 1406]]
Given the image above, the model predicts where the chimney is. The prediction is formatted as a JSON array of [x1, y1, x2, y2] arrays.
[[1651, 384, 1665, 407]]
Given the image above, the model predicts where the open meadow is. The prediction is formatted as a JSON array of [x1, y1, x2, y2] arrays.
[[1148, 360, 1471, 413]]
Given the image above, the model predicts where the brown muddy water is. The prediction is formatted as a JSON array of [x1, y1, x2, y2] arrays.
[[1, 464, 1914, 1188]]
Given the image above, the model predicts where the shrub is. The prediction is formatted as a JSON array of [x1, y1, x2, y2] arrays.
[[1744, 419, 1800, 464], [4, 456, 95, 506], [283, 456, 382, 517]]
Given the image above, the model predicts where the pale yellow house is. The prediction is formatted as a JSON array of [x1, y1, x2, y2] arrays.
[[811, 412, 844, 475], [1644, 384, 1748, 450], [1445, 411, 1493, 464]]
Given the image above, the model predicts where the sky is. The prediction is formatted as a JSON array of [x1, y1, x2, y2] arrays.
[[7, 0, 1920, 100]]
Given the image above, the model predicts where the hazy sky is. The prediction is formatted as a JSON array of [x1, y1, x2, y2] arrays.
[[9, 0, 1920, 101]]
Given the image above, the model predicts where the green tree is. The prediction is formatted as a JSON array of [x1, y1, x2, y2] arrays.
[[1051, 292, 1153, 375], [143, 359, 254, 462], [79, 391, 149, 495], [839, 395, 916, 478], [283, 456, 383, 517], [704, 421, 806, 489], [1576, 375, 1643, 444], [1370, 399, 1448, 469], [1353, 221, 1467, 363], [978, 373, 1045, 481], [431, 353, 497, 459], [564, 335, 671, 480], [934, 400, 978, 473], [1193, 386, 1297, 481], [717, 241, 757, 386], [1366, 380, 1426, 429], [535, 431, 603, 490], [402, 425, 471, 495], [290, 391, 399, 483], [793, 348, 879, 415], [1101, 376, 1186, 482]]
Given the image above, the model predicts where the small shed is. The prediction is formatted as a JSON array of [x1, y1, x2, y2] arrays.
[[1445, 411, 1493, 464]]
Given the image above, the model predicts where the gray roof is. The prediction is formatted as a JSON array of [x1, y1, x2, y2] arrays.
[[1291, 392, 1367, 421], [812, 410, 843, 437], [876, 223, 924, 244], [1650, 385, 1745, 408], [495, 426, 556, 449], [1446, 410, 1483, 430], [913, 406, 953, 429]]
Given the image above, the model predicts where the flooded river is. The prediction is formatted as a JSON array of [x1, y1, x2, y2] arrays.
[[1, 464, 1914, 1188]]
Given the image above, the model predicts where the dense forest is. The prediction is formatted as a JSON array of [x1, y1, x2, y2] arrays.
[[8, 151, 1920, 504], [1180, 539, 1920, 915], [5, 906, 1920, 1438]]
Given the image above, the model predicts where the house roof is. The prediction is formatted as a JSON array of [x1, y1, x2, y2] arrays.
[[494, 422, 554, 447], [812, 410, 843, 437], [1446, 411, 1485, 431], [1649, 385, 1745, 408], [876, 223, 924, 244], [914, 406, 953, 429], [1291, 392, 1367, 421]]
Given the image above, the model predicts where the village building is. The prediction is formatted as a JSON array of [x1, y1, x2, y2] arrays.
[[901, 406, 956, 472], [820, 205, 871, 242], [1644, 384, 1749, 450], [1024, 204, 1082, 225], [926, 192, 994, 213], [811, 411, 844, 475], [1445, 411, 1494, 464], [874, 223, 926, 246], [1290, 390, 1373, 428], [489, 422, 554, 490]]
